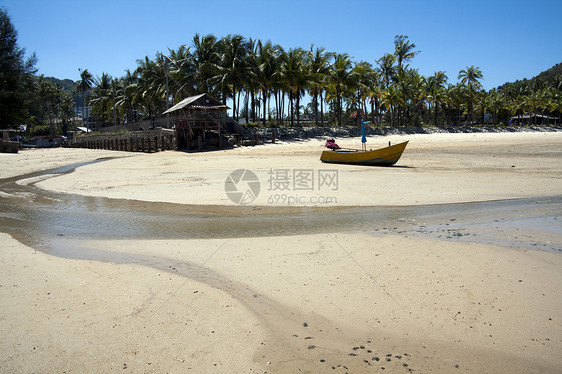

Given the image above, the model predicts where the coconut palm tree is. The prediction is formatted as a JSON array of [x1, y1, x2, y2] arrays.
[[375, 53, 396, 89], [89, 72, 113, 125], [352, 61, 375, 124], [78, 68, 93, 126], [255, 41, 282, 125], [474, 91, 490, 124], [393, 35, 419, 73], [458, 65, 483, 124], [191, 33, 220, 98], [381, 85, 403, 126], [115, 69, 139, 123], [134, 55, 168, 119], [328, 53, 354, 126], [166, 45, 196, 102], [488, 89, 505, 125], [425, 71, 448, 125], [307, 46, 331, 126], [216, 34, 250, 120], [282, 47, 309, 126]]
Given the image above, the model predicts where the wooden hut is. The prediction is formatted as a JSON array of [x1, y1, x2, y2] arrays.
[[163, 93, 229, 150]]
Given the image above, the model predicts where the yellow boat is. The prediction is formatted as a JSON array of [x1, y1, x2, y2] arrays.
[[320, 141, 409, 166]]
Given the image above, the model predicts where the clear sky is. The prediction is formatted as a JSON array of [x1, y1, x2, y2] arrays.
[[2, 0, 561, 90]]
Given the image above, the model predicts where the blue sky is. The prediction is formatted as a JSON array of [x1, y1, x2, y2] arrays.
[[2, 0, 561, 90]]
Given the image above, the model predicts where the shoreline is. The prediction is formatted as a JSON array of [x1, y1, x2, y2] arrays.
[[30, 131, 562, 207], [1, 131, 561, 373], [248, 124, 562, 141]]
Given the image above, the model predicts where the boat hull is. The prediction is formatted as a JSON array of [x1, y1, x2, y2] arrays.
[[320, 141, 408, 166]]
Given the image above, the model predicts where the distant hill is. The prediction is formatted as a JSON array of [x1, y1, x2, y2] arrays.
[[44, 76, 77, 93], [534, 62, 562, 82], [498, 62, 562, 92]]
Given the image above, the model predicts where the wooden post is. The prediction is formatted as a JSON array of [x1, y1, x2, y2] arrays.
[[236, 134, 241, 147], [197, 135, 202, 151], [141, 137, 145, 152], [217, 135, 222, 148], [254, 133, 259, 145], [272, 131, 276, 144], [147, 138, 152, 153], [154, 136, 159, 152]]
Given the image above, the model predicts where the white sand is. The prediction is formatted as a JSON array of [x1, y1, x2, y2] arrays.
[[1, 131, 561, 373], [32, 132, 562, 206]]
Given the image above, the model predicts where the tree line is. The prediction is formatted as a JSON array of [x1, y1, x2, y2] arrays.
[[82, 34, 560, 129], [1, 8, 561, 135]]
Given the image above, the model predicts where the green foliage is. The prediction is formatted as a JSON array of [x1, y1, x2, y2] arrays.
[[2, 6, 560, 132], [0, 8, 74, 133], [45, 76, 77, 93], [0, 7, 37, 128]]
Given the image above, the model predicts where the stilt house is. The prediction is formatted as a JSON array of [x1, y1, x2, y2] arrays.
[[163, 93, 229, 149]]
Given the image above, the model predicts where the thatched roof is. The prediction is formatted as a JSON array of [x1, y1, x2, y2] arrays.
[[163, 93, 229, 114]]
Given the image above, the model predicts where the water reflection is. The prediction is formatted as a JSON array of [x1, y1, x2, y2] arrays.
[[0, 160, 560, 252]]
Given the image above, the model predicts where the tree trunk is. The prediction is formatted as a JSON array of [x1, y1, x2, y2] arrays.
[[290, 91, 294, 126], [251, 91, 256, 123], [313, 91, 318, 126], [320, 92, 324, 126], [274, 91, 279, 125], [262, 89, 267, 126], [296, 93, 300, 126], [232, 85, 237, 120]]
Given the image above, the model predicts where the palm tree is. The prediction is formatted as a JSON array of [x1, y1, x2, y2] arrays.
[[488, 89, 505, 125], [217, 35, 250, 120], [393, 35, 419, 73], [282, 48, 309, 126], [191, 33, 220, 98], [115, 69, 139, 123], [425, 71, 448, 125], [375, 53, 396, 89], [474, 91, 490, 124], [307, 46, 331, 126], [166, 45, 196, 102], [381, 85, 403, 126], [89, 72, 113, 125], [135, 56, 163, 119], [78, 68, 93, 127], [255, 41, 282, 126], [352, 61, 375, 124], [458, 65, 483, 124], [328, 53, 354, 126]]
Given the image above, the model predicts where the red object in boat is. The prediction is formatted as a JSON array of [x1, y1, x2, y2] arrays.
[[325, 138, 340, 150]]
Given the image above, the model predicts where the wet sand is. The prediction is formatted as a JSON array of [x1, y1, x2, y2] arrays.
[[1, 132, 561, 373]]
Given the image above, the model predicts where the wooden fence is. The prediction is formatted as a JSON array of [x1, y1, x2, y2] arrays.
[[71, 129, 176, 153]]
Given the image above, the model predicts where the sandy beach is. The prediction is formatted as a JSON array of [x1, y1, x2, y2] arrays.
[[1, 131, 561, 373]]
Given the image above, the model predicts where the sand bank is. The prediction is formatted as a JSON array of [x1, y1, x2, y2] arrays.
[[29, 131, 562, 206], [1, 131, 561, 373]]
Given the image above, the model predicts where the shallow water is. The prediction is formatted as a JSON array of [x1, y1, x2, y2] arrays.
[[0, 159, 560, 254], [1, 158, 560, 372]]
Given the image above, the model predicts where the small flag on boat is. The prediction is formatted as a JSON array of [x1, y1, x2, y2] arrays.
[[361, 121, 369, 144]]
